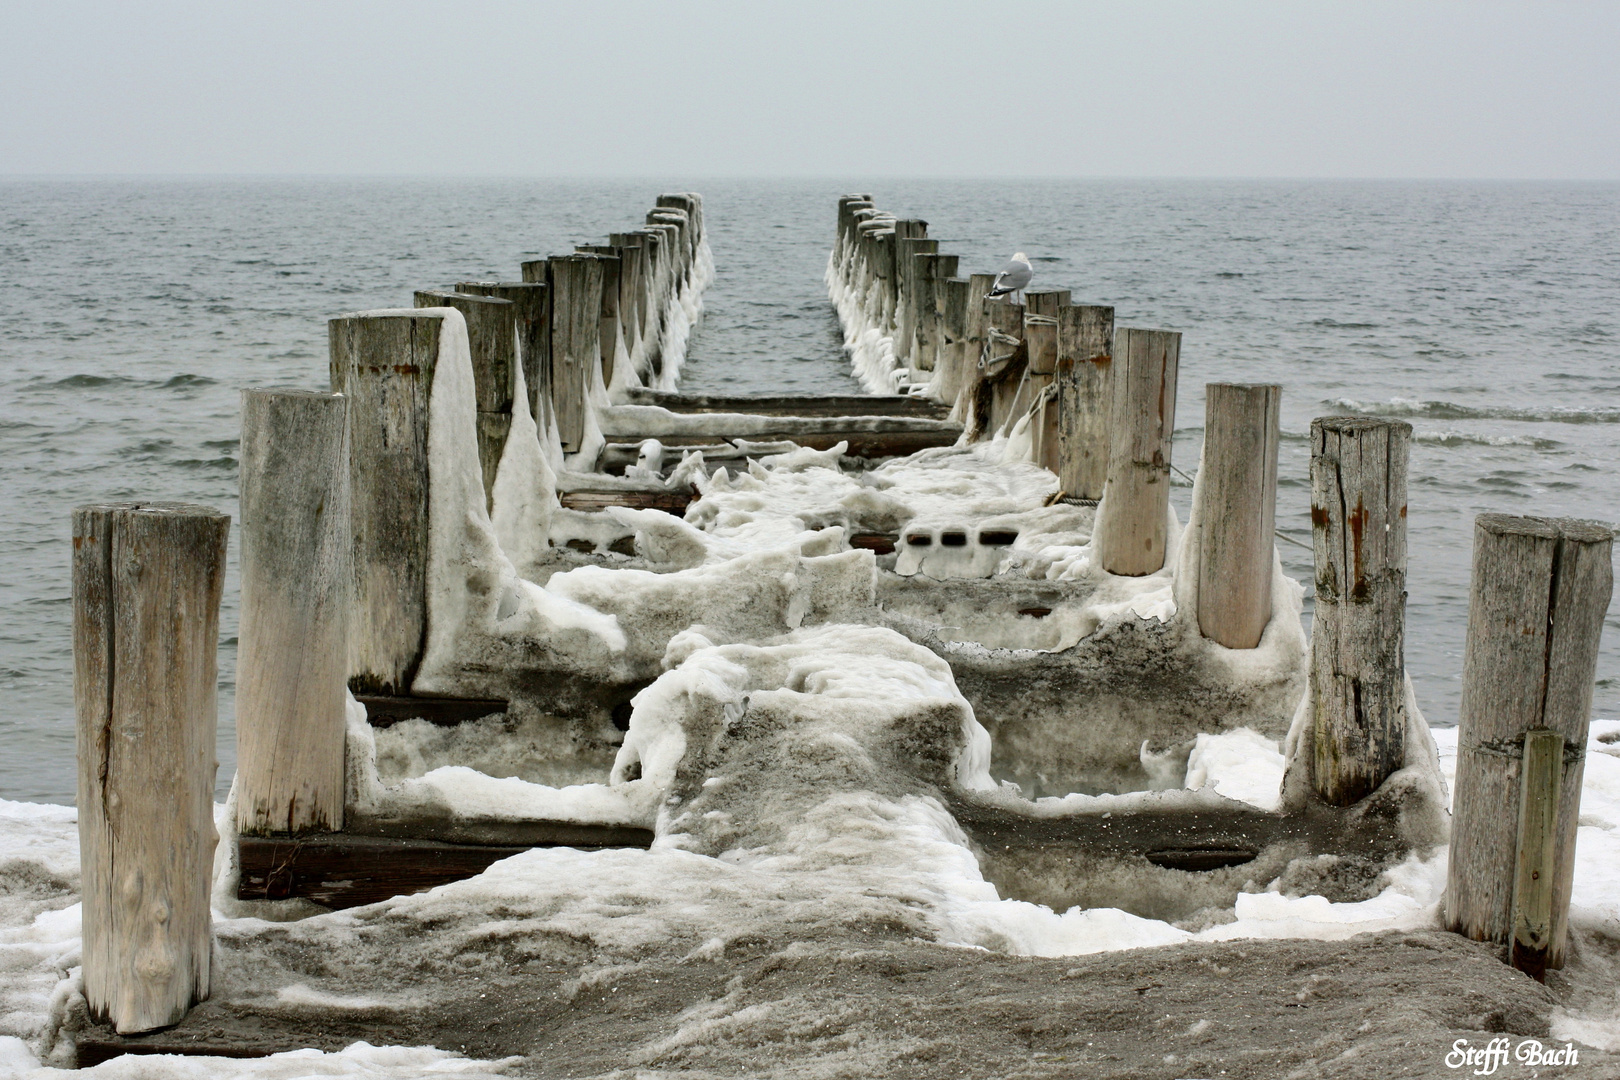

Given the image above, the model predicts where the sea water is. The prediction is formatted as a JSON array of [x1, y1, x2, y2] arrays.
[[1, 177, 1616, 804]]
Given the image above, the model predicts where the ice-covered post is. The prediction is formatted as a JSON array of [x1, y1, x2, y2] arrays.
[[1196, 384, 1281, 649], [547, 254, 604, 454], [414, 290, 515, 506], [1446, 514, 1612, 974], [1095, 328, 1180, 575], [1307, 416, 1411, 805], [236, 389, 349, 837], [329, 310, 443, 695], [74, 502, 229, 1034], [576, 249, 624, 389], [1055, 304, 1114, 500], [458, 281, 550, 434]]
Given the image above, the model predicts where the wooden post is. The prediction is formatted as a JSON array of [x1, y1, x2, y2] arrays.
[[414, 290, 515, 505], [1055, 304, 1114, 501], [936, 277, 971, 408], [329, 311, 441, 695], [611, 231, 660, 377], [1095, 328, 1180, 576], [1308, 416, 1411, 805], [1445, 514, 1612, 970], [236, 390, 349, 837], [1012, 288, 1069, 439], [957, 273, 998, 435], [894, 237, 938, 367], [912, 252, 959, 371], [1512, 728, 1563, 981], [1196, 384, 1281, 649], [457, 281, 550, 432], [547, 255, 604, 453], [576, 250, 623, 388], [1022, 289, 1070, 376], [979, 298, 1025, 436], [74, 502, 229, 1034]]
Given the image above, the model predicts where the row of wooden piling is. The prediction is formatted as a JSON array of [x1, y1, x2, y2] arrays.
[[71, 193, 709, 1036], [828, 195, 1614, 979]]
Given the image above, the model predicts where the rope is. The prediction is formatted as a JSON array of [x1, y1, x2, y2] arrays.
[[1170, 461, 1312, 551]]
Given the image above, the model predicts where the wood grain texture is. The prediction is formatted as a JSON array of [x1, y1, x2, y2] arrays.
[[557, 488, 698, 514], [75, 502, 229, 1034], [1197, 384, 1281, 649], [1308, 416, 1411, 806], [414, 290, 514, 505], [457, 281, 550, 435], [547, 255, 603, 454], [1511, 728, 1563, 981], [1055, 304, 1114, 500], [1445, 514, 1612, 969], [576, 250, 623, 388], [328, 312, 440, 696], [1022, 289, 1070, 377], [957, 273, 998, 435], [936, 278, 972, 408], [982, 299, 1027, 437], [236, 390, 349, 837]]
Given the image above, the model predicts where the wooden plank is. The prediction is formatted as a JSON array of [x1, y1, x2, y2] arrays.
[[558, 488, 696, 514], [236, 390, 349, 836], [75, 502, 229, 1034], [1445, 514, 1612, 969], [601, 427, 960, 461], [622, 387, 949, 418], [1095, 328, 1179, 576], [1308, 416, 1410, 805], [354, 694, 509, 729], [1197, 384, 1281, 650], [329, 311, 440, 696]]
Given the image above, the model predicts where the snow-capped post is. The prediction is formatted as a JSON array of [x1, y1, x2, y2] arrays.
[[414, 290, 515, 508], [74, 501, 229, 1034], [547, 254, 604, 454], [575, 249, 623, 389], [1307, 416, 1411, 805], [329, 309, 443, 695], [457, 281, 550, 436], [236, 389, 349, 837], [1196, 383, 1282, 649], [646, 209, 689, 288], [1445, 513, 1612, 974], [1054, 304, 1115, 501], [937, 277, 971, 407], [913, 252, 960, 372], [894, 237, 939, 368], [1095, 328, 1181, 575]]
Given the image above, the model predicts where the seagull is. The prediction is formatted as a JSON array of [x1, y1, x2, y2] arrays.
[[986, 252, 1033, 304]]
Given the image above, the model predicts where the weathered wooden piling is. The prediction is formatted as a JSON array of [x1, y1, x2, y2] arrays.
[[329, 311, 442, 695], [1016, 289, 1070, 446], [457, 281, 550, 430], [1446, 514, 1612, 972], [576, 249, 624, 388], [1307, 416, 1411, 805], [1094, 328, 1180, 576], [955, 272, 998, 432], [912, 252, 959, 371], [936, 278, 972, 406], [547, 254, 605, 453], [1054, 304, 1114, 500], [1196, 384, 1281, 649], [414, 290, 515, 503], [981, 298, 1028, 436], [236, 389, 349, 837], [894, 237, 939, 367], [1022, 289, 1070, 377], [74, 502, 229, 1034]]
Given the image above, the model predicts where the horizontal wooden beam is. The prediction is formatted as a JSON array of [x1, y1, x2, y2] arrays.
[[238, 829, 654, 911], [559, 488, 696, 514], [354, 694, 509, 729], [604, 427, 960, 461], [624, 387, 950, 419]]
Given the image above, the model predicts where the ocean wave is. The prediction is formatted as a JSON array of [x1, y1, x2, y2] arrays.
[[1326, 397, 1620, 424], [1413, 431, 1562, 449]]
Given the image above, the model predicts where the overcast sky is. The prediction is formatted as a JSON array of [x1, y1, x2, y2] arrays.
[[4, 1, 1617, 179]]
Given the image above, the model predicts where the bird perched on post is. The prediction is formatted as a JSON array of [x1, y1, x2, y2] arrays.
[[986, 252, 1033, 304]]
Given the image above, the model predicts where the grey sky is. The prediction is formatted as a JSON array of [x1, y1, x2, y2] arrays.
[[4, 0, 1617, 178]]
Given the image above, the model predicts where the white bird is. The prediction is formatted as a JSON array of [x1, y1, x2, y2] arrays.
[[986, 252, 1033, 304]]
